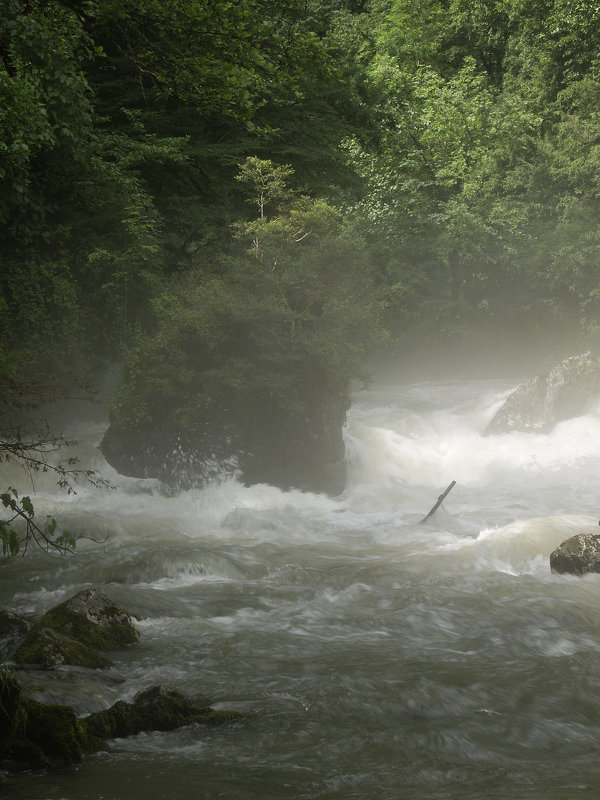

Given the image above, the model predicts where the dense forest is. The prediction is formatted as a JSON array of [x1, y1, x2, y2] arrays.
[[2, 0, 600, 536]]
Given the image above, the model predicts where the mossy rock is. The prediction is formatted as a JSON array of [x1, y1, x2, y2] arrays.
[[20, 698, 85, 766], [0, 669, 243, 772], [14, 627, 112, 668], [28, 587, 139, 651], [81, 685, 243, 748], [0, 667, 84, 770]]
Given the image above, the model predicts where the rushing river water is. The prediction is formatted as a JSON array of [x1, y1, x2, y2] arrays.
[[4, 372, 600, 799]]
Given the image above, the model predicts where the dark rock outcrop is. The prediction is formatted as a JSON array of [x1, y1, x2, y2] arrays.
[[487, 352, 600, 434], [0, 669, 242, 772], [14, 588, 139, 668], [101, 394, 348, 495], [82, 685, 241, 748], [550, 533, 600, 575], [0, 667, 85, 770]]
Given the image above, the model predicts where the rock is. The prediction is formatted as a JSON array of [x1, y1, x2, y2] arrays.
[[31, 588, 138, 650], [0, 668, 242, 772], [82, 685, 242, 748], [550, 533, 600, 575], [0, 667, 85, 769], [101, 393, 348, 495], [487, 352, 600, 433], [13, 588, 138, 668], [14, 627, 112, 669]]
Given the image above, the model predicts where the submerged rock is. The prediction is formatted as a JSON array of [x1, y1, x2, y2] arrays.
[[0, 668, 242, 772], [82, 685, 242, 748], [550, 533, 600, 575], [14, 588, 138, 668], [486, 352, 600, 433]]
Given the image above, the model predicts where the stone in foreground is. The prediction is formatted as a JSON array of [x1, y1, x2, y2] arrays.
[[550, 533, 600, 575], [0, 670, 242, 772]]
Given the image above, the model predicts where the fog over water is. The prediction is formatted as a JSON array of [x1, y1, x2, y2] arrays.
[[4, 353, 600, 799]]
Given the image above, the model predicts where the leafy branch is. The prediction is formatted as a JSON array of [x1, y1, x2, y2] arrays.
[[0, 426, 113, 558], [0, 487, 77, 557]]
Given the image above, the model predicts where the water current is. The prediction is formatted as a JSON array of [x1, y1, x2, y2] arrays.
[[4, 372, 600, 799]]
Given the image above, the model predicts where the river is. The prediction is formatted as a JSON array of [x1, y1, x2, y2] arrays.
[[3, 369, 600, 799]]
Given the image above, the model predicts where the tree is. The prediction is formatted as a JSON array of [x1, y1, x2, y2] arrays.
[[103, 158, 382, 492]]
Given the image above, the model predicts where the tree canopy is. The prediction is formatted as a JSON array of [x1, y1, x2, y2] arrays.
[[2, 0, 600, 519]]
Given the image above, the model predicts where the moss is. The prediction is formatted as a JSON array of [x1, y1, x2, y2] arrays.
[[0, 668, 84, 769], [22, 698, 85, 765], [14, 627, 112, 668], [80, 685, 245, 749], [30, 589, 139, 651], [1, 672, 244, 772]]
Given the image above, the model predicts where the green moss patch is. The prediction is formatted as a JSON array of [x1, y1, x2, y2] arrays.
[[14, 626, 112, 668], [30, 588, 139, 651]]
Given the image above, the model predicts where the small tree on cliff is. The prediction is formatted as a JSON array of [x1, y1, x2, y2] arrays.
[[103, 159, 384, 493]]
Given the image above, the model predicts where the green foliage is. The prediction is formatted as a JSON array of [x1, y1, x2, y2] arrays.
[[110, 158, 382, 448], [4, 0, 600, 503], [0, 487, 75, 557]]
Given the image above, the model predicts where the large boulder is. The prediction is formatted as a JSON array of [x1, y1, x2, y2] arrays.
[[550, 533, 600, 575], [486, 352, 600, 433], [101, 394, 348, 495]]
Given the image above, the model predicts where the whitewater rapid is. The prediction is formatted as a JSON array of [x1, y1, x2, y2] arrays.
[[4, 375, 600, 799]]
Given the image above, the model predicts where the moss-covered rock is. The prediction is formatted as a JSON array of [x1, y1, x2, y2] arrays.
[[21, 698, 85, 766], [14, 627, 112, 668], [29, 588, 139, 650], [0, 669, 243, 772], [82, 685, 242, 749], [0, 667, 85, 770]]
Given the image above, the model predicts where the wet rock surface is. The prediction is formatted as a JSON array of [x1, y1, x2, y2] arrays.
[[10, 588, 138, 668], [550, 533, 600, 575], [487, 352, 600, 433], [82, 685, 242, 747], [1, 590, 242, 772], [101, 393, 348, 496], [0, 670, 242, 772], [14, 627, 112, 669]]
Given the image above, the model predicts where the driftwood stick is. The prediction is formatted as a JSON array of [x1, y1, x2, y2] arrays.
[[419, 481, 457, 524]]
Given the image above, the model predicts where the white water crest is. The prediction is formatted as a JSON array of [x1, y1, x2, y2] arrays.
[[4, 374, 600, 799]]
